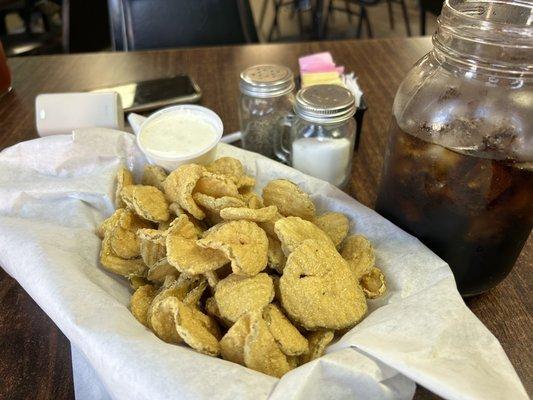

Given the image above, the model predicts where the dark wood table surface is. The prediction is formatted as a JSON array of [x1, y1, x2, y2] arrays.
[[0, 37, 531, 400]]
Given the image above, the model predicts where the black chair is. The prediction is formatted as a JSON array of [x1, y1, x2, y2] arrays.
[[419, 0, 442, 35], [325, 0, 411, 38], [107, 0, 258, 51], [263, 0, 312, 41], [0, 0, 61, 56], [62, 0, 110, 53]]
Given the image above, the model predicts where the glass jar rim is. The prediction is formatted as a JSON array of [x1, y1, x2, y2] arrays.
[[444, 0, 533, 29], [434, 0, 533, 75]]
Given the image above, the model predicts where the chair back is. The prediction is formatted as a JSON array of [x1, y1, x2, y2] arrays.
[[63, 0, 111, 53], [107, 0, 258, 51]]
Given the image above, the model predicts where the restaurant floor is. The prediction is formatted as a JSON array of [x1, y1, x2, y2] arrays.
[[252, 0, 439, 41]]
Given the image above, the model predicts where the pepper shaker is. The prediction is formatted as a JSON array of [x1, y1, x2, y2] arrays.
[[238, 65, 295, 159]]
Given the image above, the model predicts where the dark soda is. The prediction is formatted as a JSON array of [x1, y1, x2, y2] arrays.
[[0, 41, 11, 96], [376, 119, 533, 296]]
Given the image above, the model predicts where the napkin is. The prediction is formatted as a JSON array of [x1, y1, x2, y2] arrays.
[[0, 129, 527, 400]]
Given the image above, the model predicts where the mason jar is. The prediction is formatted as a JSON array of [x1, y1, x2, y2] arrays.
[[275, 84, 356, 188], [375, 0, 533, 296], [238, 64, 295, 159]]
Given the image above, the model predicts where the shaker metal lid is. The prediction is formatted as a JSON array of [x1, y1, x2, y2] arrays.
[[294, 84, 356, 124], [239, 64, 295, 98]]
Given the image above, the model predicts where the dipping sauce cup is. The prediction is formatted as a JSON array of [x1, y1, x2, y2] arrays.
[[130, 105, 223, 171]]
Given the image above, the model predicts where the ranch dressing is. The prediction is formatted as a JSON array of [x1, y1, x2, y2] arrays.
[[139, 112, 219, 158]]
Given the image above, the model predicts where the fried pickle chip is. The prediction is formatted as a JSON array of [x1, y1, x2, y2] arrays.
[[97, 208, 127, 238], [98, 208, 151, 239], [206, 157, 255, 189], [258, 211, 283, 237], [203, 270, 219, 289], [137, 228, 166, 267], [158, 220, 171, 231], [274, 216, 334, 256], [147, 258, 179, 284], [146, 274, 201, 329], [163, 164, 206, 219], [166, 216, 228, 275], [193, 193, 246, 212], [168, 202, 185, 217], [198, 220, 268, 276], [341, 235, 375, 279], [191, 306, 221, 341], [166, 214, 198, 239], [195, 172, 240, 198], [243, 192, 264, 209], [214, 273, 274, 323], [162, 274, 177, 288], [236, 175, 255, 190], [149, 296, 182, 344], [314, 212, 350, 248], [115, 167, 134, 208], [267, 235, 286, 274], [205, 296, 233, 328], [156, 287, 220, 341], [300, 330, 334, 364], [183, 279, 208, 308], [280, 240, 367, 330], [220, 313, 251, 365], [193, 193, 245, 225], [121, 185, 170, 223], [130, 284, 157, 326], [287, 356, 300, 369], [205, 296, 219, 318], [149, 274, 197, 307], [168, 234, 227, 274], [262, 179, 315, 221], [109, 225, 140, 259], [141, 165, 167, 191], [206, 157, 245, 178], [263, 304, 308, 356], [129, 275, 148, 290], [100, 231, 146, 277], [174, 300, 220, 356], [244, 311, 291, 378], [360, 267, 386, 299], [137, 227, 166, 245], [220, 205, 278, 223]]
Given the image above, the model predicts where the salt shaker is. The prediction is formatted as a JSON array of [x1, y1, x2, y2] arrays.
[[274, 84, 356, 188], [238, 65, 295, 159]]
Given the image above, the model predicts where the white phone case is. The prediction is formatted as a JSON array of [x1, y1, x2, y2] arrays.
[[35, 92, 124, 136]]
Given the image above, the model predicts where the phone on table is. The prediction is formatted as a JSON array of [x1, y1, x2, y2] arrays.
[[90, 75, 202, 113]]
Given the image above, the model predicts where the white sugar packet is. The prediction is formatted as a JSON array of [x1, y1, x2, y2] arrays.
[[0, 129, 527, 400]]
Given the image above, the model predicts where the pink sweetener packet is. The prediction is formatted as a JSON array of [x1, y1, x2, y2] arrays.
[[299, 52, 345, 74], [299, 51, 334, 65], [299, 52, 335, 72]]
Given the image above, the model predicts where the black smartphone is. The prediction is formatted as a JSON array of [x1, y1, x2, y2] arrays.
[[90, 75, 202, 113]]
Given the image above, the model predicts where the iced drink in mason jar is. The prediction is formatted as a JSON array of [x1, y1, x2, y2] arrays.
[[377, 121, 532, 296], [0, 41, 11, 97], [375, 0, 533, 296]]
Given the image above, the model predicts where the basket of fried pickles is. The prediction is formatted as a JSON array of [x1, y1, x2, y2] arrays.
[[97, 157, 386, 378]]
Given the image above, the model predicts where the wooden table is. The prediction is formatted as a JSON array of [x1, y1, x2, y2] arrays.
[[0, 38, 531, 399]]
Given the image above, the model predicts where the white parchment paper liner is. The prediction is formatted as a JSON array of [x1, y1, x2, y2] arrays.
[[0, 129, 527, 400]]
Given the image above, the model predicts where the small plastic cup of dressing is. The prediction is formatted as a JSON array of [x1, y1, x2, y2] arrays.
[[129, 105, 223, 171]]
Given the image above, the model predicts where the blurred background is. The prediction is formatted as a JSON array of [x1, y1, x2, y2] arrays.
[[0, 0, 441, 57]]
